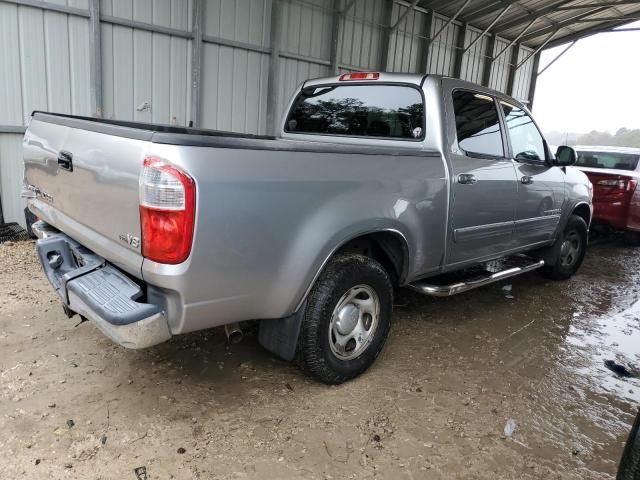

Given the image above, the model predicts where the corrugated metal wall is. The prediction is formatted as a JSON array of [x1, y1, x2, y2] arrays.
[[100, 0, 193, 125], [0, 0, 537, 227]]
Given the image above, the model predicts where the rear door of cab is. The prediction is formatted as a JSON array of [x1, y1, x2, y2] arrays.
[[441, 78, 519, 267]]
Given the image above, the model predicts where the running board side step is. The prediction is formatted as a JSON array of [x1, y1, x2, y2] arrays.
[[407, 257, 545, 297]]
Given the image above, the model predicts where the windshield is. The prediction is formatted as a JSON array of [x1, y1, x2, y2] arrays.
[[575, 151, 640, 171], [285, 84, 424, 140]]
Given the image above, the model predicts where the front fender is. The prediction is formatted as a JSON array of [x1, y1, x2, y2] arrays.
[[562, 167, 593, 227]]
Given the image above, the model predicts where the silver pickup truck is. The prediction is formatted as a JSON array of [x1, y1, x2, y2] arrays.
[[23, 73, 592, 384]]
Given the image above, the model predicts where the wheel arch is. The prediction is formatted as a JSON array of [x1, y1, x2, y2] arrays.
[[572, 201, 592, 228], [294, 228, 411, 312]]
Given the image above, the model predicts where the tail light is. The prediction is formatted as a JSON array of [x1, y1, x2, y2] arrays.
[[139, 156, 195, 264], [596, 178, 637, 192]]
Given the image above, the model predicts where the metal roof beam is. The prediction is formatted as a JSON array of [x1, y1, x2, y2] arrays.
[[491, 18, 536, 62], [572, 16, 640, 22], [555, 1, 640, 10], [520, 5, 620, 42], [460, 0, 517, 23], [430, 0, 472, 43], [493, 0, 574, 34], [544, 15, 640, 48], [390, 0, 421, 33], [536, 40, 576, 76], [514, 29, 558, 71], [462, 4, 512, 53]]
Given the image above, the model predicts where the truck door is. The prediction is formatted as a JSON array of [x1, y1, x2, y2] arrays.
[[443, 83, 519, 267], [499, 101, 564, 246]]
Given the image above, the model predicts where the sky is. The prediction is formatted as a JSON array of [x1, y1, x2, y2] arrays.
[[533, 21, 640, 134]]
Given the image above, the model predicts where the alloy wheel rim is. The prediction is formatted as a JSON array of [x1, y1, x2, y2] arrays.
[[328, 284, 380, 361], [560, 230, 581, 267]]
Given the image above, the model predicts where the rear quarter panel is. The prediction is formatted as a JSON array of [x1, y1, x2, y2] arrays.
[[142, 143, 448, 334]]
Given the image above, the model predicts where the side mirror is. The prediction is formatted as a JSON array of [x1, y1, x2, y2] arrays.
[[555, 145, 577, 166]]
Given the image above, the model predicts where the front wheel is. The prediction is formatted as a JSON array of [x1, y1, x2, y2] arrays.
[[296, 253, 393, 384], [539, 214, 588, 280]]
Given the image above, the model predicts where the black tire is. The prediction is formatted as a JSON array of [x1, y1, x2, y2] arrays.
[[624, 230, 640, 246], [539, 214, 588, 280], [296, 253, 393, 384]]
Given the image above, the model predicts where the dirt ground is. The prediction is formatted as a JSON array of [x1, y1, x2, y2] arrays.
[[1, 237, 639, 479]]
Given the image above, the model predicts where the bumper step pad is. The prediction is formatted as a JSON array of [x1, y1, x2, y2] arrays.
[[67, 266, 160, 326]]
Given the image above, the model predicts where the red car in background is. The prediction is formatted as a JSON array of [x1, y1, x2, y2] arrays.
[[574, 146, 640, 245]]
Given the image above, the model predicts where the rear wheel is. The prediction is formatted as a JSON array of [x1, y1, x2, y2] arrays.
[[296, 253, 393, 384], [540, 214, 588, 280]]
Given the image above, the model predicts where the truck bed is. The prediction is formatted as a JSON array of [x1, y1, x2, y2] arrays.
[[24, 111, 447, 336]]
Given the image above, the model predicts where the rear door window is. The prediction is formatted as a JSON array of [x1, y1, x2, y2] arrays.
[[285, 84, 424, 140], [452, 90, 504, 158]]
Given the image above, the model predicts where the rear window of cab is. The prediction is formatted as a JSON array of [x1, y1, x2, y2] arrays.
[[575, 151, 640, 171], [285, 84, 425, 140]]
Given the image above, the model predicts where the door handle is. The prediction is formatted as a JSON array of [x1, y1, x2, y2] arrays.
[[57, 151, 73, 172], [458, 173, 477, 185], [521, 175, 533, 185]]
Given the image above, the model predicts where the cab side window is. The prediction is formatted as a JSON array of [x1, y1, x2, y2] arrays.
[[501, 102, 546, 162], [453, 90, 504, 158]]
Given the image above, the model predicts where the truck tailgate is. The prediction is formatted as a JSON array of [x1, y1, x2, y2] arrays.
[[23, 115, 149, 277]]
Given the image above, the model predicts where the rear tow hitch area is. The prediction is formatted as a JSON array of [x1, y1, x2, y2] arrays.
[[408, 255, 544, 297], [35, 229, 171, 349]]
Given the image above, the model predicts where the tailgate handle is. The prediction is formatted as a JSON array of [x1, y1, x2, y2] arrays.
[[58, 151, 73, 172]]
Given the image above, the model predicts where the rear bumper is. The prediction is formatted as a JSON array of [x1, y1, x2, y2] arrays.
[[592, 200, 640, 232], [34, 222, 171, 349], [592, 200, 629, 230]]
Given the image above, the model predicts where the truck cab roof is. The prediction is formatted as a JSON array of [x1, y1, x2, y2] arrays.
[[301, 73, 529, 108], [303, 72, 428, 88]]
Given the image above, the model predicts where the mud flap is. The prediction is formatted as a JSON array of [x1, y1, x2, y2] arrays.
[[258, 301, 307, 361]]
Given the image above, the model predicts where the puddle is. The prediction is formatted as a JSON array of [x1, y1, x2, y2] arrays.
[[567, 298, 640, 403]]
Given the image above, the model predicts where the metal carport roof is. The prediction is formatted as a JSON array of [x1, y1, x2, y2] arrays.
[[426, 0, 640, 50]]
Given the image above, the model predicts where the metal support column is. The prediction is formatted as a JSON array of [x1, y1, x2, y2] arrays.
[[379, 0, 394, 71], [417, 9, 433, 73], [453, 23, 467, 79], [89, 0, 102, 117], [266, 0, 282, 135], [527, 52, 541, 107], [329, 0, 342, 75], [506, 42, 520, 96], [481, 34, 496, 87], [190, 0, 204, 128]]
